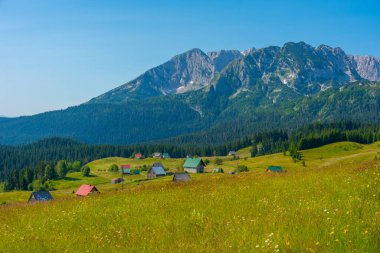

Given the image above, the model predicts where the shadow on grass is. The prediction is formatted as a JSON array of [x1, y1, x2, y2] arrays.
[[63, 177, 80, 181], [64, 174, 98, 181]]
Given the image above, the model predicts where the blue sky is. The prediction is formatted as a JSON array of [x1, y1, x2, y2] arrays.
[[0, 0, 379, 116]]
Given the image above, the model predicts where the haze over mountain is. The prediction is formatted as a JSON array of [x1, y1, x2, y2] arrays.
[[0, 42, 379, 145]]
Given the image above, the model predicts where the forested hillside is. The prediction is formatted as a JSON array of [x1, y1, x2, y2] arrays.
[[2, 121, 380, 191]]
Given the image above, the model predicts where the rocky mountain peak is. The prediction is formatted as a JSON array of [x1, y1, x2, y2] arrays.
[[90, 42, 380, 104]]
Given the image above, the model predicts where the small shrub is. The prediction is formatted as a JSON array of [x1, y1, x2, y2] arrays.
[[81, 165, 91, 177], [43, 180, 56, 190], [141, 165, 148, 171], [236, 165, 249, 172], [214, 158, 223, 165], [108, 164, 119, 172]]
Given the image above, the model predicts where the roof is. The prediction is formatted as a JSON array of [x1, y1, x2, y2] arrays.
[[150, 166, 166, 176], [121, 164, 131, 169], [75, 184, 99, 196], [267, 166, 283, 172], [112, 178, 124, 183], [135, 153, 142, 158], [122, 168, 131, 173], [30, 191, 53, 201], [173, 172, 191, 182], [183, 158, 205, 168], [152, 162, 164, 168]]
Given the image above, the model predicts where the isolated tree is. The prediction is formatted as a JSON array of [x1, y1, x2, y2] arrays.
[[214, 158, 223, 165], [44, 164, 56, 180], [56, 160, 68, 178], [81, 165, 91, 177], [108, 164, 119, 172]]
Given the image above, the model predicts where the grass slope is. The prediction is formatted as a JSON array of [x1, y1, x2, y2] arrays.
[[0, 142, 379, 252]]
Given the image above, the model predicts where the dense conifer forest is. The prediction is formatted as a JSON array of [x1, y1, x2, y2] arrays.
[[1, 121, 380, 191]]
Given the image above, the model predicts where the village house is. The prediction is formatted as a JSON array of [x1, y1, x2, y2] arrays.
[[75, 184, 99, 196], [152, 162, 164, 169], [147, 163, 166, 179], [183, 158, 205, 173], [134, 153, 143, 159], [152, 152, 162, 158], [28, 191, 53, 204], [121, 164, 131, 174], [162, 153, 170, 159], [228, 151, 237, 156], [173, 172, 191, 182], [112, 178, 124, 184]]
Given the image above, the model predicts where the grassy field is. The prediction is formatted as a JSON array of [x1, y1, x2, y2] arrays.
[[0, 142, 379, 252]]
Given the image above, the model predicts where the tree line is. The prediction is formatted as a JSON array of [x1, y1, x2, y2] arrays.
[[1, 121, 380, 191]]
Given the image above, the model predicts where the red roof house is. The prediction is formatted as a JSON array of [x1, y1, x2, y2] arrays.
[[75, 184, 99, 196], [121, 164, 131, 174], [135, 153, 143, 159]]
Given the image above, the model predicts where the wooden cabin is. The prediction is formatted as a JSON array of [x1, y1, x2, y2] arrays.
[[134, 153, 143, 159], [121, 164, 131, 175], [147, 166, 166, 179], [152, 152, 162, 158], [28, 191, 53, 204], [183, 158, 205, 173], [112, 178, 124, 184], [75, 184, 99, 196], [162, 153, 170, 159], [173, 172, 191, 182], [228, 151, 237, 156]]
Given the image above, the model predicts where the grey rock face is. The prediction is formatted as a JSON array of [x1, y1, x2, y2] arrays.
[[207, 50, 243, 72], [213, 42, 376, 96], [349, 55, 380, 82]]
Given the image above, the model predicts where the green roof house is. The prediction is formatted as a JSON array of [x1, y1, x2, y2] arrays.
[[121, 165, 131, 175], [183, 158, 205, 173], [162, 153, 170, 159]]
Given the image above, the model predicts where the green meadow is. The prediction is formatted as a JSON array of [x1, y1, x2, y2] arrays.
[[0, 142, 379, 252]]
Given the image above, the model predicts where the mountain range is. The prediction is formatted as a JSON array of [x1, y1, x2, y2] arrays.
[[1, 42, 380, 145]]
